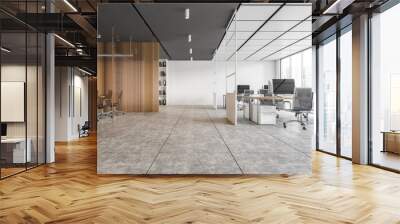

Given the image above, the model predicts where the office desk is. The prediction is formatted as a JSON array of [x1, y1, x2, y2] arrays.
[[241, 95, 293, 124], [1, 138, 31, 163], [241, 95, 292, 101]]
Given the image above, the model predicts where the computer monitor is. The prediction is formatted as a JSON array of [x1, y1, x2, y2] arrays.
[[237, 85, 250, 94], [1, 123, 7, 137], [263, 85, 269, 90], [272, 79, 295, 94], [259, 89, 269, 95], [243, 89, 254, 95]]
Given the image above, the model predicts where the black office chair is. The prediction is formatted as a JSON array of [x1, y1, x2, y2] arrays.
[[79, 121, 90, 138], [283, 88, 313, 130]]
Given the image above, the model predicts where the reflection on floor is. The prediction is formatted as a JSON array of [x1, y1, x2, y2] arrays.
[[98, 106, 313, 175], [373, 150, 400, 170]]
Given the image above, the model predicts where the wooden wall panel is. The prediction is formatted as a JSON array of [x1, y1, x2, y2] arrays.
[[97, 41, 159, 112], [97, 42, 105, 97], [88, 77, 97, 131]]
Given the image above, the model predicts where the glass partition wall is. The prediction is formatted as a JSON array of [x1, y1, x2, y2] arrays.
[[0, 3, 46, 179]]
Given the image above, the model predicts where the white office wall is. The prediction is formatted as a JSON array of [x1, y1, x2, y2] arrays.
[[167, 61, 215, 106], [55, 67, 89, 141], [167, 60, 276, 106]]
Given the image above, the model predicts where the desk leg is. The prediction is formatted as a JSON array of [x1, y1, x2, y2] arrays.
[[249, 102, 251, 121]]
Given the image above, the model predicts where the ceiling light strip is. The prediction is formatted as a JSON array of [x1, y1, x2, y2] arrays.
[[63, 0, 78, 12], [54, 34, 75, 48], [322, 0, 354, 15], [1, 47, 11, 53], [77, 67, 92, 75], [259, 34, 312, 61], [243, 15, 312, 61], [226, 3, 286, 61]]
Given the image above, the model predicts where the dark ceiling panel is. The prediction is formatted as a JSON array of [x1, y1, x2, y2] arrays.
[[136, 3, 238, 60], [97, 3, 156, 42]]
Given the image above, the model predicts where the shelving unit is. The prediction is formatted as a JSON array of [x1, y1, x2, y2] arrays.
[[159, 60, 167, 106]]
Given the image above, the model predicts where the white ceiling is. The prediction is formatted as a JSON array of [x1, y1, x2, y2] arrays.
[[214, 3, 312, 62]]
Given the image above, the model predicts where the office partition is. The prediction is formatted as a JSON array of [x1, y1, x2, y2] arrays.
[[0, 2, 47, 179]]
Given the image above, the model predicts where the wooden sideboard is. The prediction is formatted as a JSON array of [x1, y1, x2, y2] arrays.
[[382, 131, 400, 154]]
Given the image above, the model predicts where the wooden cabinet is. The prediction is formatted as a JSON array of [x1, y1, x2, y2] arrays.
[[382, 131, 400, 154]]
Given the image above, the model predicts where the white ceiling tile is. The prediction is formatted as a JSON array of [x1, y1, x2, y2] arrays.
[[246, 49, 274, 61], [228, 21, 264, 32], [267, 39, 298, 47], [291, 20, 312, 32], [226, 31, 254, 40], [271, 5, 311, 21], [252, 31, 283, 40], [245, 39, 271, 46], [260, 20, 299, 32], [236, 4, 282, 21], [279, 31, 310, 40]]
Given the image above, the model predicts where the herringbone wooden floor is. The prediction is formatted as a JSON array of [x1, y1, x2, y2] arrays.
[[1, 134, 400, 224]]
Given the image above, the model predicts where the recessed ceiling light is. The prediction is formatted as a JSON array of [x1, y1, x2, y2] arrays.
[[63, 0, 78, 12], [323, 0, 352, 14], [185, 8, 190, 20], [189, 48, 193, 54], [188, 34, 192, 43], [1, 47, 11, 53]]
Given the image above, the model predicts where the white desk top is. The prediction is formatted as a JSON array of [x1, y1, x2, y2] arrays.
[[1, 138, 27, 143]]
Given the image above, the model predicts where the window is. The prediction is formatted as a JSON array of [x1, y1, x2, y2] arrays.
[[318, 36, 337, 154], [339, 28, 352, 158], [370, 3, 400, 171], [280, 48, 312, 88]]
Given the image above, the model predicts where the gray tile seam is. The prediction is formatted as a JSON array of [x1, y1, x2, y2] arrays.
[[206, 110, 244, 174], [145, 108, 186, 174], [255, 122, 312, 159]]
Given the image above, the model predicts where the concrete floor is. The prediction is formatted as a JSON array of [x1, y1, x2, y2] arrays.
[[98, 106, 313, 175]]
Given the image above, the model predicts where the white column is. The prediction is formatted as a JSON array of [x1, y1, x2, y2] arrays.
[[46, 32, 55, 163], [352, 14, 369, 164]]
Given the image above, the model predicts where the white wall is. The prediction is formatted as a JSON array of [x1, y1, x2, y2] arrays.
[[55, 67, 89, 141], [167, 60, 276, 106]]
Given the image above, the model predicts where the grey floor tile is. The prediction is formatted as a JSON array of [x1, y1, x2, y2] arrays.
[[98, 106, 313, 175]]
